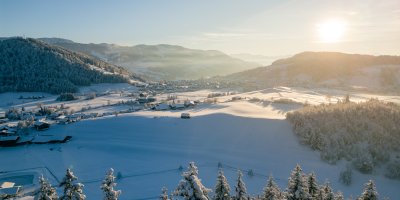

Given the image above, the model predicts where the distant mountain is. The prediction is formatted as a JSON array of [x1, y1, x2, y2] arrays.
[[228, 52, 400, 92], [39, 38, 259, 80], [0, 37, 143, 94], [230, 53, 287, 66]]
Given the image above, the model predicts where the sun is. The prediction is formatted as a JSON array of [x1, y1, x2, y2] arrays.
[[317, 20, 346, 43]]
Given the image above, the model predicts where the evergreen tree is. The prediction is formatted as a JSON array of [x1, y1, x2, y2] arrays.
[[334, 192, 344, 200], [101, 168, 122, 200], [323, 182, 334, 200], [286, 165, 310, 200], [38, 175, 58, 200], [214, 170, 231, 200], [175, 162, 211, 200], [358, 180, 378, 200], [235, 171, 247, 200], [307, 173, 319, 199], [160, 187, 170, 200], [314, 187, 325, 200], [71, 183, 86, 200], [60, 168, 78, 200], [263, 175, 282, 200]]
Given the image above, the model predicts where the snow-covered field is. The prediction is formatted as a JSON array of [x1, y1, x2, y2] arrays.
[[1, 85, 399, 199]]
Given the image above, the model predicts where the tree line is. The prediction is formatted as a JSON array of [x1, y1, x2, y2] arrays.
[[36, 163, 380, 200]]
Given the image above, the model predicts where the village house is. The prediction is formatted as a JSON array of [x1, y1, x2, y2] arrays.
[[0, 112, 6, 119], [34, 121, 50, 131], [171, 103, 185, 110], [154, 103, 170, 111], [181, 113, 191, 119]]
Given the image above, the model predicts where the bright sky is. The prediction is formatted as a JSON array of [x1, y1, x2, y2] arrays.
[[1, 0, 399, 56]]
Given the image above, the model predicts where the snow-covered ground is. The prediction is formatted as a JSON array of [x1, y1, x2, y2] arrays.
[[1, 85, 399, 199]]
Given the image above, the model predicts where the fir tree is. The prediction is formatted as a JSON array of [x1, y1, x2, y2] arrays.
[[175, 162, 211, 200], [307, 173, 319, 199], [235, 171, 247, 200], [38, 175, 58, 200], [286, 165, 310, 200], [160, 187, 170, 200], [323, 182, 334, 200], [358, 180, 378, 200], [71, 183, 86, 200], [101, 168, 122, 200], [263, 175, 282, 200], [60, 168, 78, 200], [214, 170, 231, 200], [335, 192, 344, 200], [314, 187, 325, 200]]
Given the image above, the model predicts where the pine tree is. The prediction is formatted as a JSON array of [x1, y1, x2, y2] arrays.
[[263, 175, 282, 200], [160, 187, 170, 200], [286, 165, 310, 200], [323, 182, 334, 200], [307, 173, 319, 199], [235, 170, 247, 200], [175, 162, 211, 200], [358, 180, 378, 200], [60, 168, 78, 200], [101, 168, 122, 200], [214, 170, 231, 200], [334, 192, 344, 200], [38, 175, 58, 200], [71, 183, 86, 200]]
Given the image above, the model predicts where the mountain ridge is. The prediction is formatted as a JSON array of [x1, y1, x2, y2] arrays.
[[228, 51, 400, 92], [38, 37, 259, 80]]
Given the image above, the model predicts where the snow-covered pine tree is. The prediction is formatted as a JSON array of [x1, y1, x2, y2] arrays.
[[335, 192, 344, 200], [160, 187, 170, 200], [38, 175, 58, 200], [101, 168, 122, 200], [60, 168, 78, 200], [263, 175, 282, 200], [235, 170, 247, 200], [71, 183, 86, 200], [286, 165, 311, 200], [214, 170, 231, 200], [358, 180, 378, 200], [322, 182, 334, 200], [174, 162, 211, 200], [314, 187, 325, 200], [307, 173, 318, 199]]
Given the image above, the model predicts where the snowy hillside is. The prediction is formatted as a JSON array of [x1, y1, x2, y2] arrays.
[[0, 85, 399, 199]]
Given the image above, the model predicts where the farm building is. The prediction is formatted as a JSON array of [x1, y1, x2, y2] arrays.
[[34, 121, 50, 131], [181, 113, 191, 119]]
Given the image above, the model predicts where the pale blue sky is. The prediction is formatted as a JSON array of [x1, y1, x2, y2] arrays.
[[1, 0, 399, 55]]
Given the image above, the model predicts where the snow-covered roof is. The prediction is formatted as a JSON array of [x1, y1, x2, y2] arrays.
[[0, 186, 20, 196], [0, 182, 15, 188], [156, 103, 170, 110], [0, 136, 19, 141]]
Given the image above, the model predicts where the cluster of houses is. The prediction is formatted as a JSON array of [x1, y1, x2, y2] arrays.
[[152, 100, 196, 111], [0, 122, 72, 147]]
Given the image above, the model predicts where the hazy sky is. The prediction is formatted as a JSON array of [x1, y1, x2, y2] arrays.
[[1, 0, 399, 56]]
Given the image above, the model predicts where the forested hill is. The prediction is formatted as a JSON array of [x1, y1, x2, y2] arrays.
[[0, 37, 141, 94], [228, 52, 400, 92]]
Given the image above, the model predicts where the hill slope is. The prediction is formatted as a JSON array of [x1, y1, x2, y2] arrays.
[[0, 38, 143, 94], [39, 38, 258, 80], [229, 52, 400, 92]]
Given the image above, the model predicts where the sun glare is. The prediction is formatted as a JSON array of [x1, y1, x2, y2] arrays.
[[317, 20, 346, 43]]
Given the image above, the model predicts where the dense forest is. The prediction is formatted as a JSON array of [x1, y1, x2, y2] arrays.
[[0, 37, 144, 94], [286, 99, 400, 179]]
